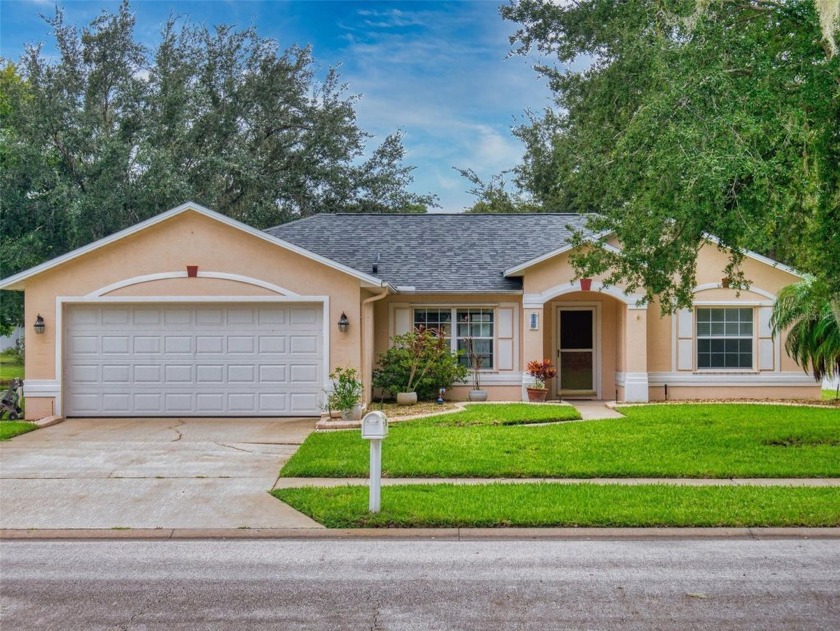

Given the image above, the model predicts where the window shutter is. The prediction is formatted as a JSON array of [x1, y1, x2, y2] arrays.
[[497, 306, 514, 371], [677, 309, 693, 370], [394, 307, 411, 336], [758, 306, 774, 371]]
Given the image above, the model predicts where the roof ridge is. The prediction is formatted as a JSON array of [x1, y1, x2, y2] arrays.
[[277, 212, 588, 219]]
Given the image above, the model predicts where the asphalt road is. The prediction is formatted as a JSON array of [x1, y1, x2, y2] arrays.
[[2, 539, 837, 630]]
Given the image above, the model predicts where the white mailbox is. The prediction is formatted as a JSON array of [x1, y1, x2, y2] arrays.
[[361, 411, 388, 440], [361, 411, 388, 513]]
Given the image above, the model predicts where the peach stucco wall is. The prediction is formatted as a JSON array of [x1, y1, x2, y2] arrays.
[[22, 209, 365, 417], [515, 239, 817, 401]]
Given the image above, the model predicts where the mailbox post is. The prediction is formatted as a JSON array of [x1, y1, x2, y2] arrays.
[[361, 411, 388, 513]]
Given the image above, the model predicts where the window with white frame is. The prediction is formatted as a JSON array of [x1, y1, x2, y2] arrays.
[[413, 307, 494, 369], [696, 307, 753, 369]]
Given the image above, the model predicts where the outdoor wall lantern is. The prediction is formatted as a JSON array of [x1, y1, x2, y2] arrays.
[[338, 312, 349, 333], [34, 314, 45, 334]]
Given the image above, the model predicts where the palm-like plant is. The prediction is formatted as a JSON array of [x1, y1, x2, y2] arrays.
[[771, 277, 840, 389]]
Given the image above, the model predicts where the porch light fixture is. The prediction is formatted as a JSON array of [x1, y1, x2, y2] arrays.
[[338, 312, 349, 333], [34, 314, 45, 334]]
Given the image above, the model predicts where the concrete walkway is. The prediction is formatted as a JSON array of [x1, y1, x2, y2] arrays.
[[274, 477, 840, 489], [566, 400, 625, 420]]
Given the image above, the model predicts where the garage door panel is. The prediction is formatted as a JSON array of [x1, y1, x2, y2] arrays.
[[163, 309, 190, 325], [197, 365, 224, 383], [228, 336, 255, 353], [196, 336, 224, 354], [64, 304, 324, 417], [102, 309, 130, 325], [102, 365, 130, 383], [258, 336, 286, 353], [134, 336, 161, 354], [68, 365, 99, 383]]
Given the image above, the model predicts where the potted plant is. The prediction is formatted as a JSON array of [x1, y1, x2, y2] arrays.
[[372, 326, 467, 405], [526, 359, 557, 403], [326, 367, 364, 420], [466, 336, 488, 402]]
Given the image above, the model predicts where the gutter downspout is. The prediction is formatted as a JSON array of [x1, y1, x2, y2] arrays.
[[360, 285, 392, 406]]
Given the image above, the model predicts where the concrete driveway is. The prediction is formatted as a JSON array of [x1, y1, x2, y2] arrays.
[[0, 418, 323, 530]]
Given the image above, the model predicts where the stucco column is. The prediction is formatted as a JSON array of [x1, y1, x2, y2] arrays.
[[624, 306, 649, 402], [521, 306, 544, 400]]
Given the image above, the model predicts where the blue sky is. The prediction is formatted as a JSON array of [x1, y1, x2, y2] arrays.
[[0, 0, 555, 212]]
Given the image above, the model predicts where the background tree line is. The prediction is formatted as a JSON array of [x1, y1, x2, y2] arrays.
[[0, 1, 436, 332]]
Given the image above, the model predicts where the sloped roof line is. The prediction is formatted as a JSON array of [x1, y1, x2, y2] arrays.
[[0, 202, 389, 290]]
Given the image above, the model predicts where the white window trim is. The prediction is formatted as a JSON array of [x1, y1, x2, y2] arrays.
[[411, 305, 497, 372], [694, 306, 756, 372]]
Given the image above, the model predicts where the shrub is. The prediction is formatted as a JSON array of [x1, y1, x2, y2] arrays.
[[373, 327, 468, 400], [326, 367, 363, 413]]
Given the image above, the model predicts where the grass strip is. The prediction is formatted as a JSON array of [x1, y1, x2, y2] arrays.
[[281, 404, 840, 479], [0, 421, 37, 441], [405, 402, 580, 427], [273, 483, 840, 528]]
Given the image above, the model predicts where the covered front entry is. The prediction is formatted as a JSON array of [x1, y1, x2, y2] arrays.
[[63, 302, 325, 417], [523, 280, 650, 402]]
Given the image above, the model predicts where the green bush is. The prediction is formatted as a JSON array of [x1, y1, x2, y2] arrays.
[[372, 328, 468, 400], [326, 367, 363, 413]]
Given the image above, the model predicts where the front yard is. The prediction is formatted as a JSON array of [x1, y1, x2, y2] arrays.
[[273, 483, 840, 528], [280, 404, 840, 479]]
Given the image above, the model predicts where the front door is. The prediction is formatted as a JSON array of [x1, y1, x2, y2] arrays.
[[557, 307, 596, 397]]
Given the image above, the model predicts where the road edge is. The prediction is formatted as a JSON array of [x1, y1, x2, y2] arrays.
[[2, 527, 839, 541]]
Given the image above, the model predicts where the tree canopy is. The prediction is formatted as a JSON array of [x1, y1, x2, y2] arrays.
[[485, 0, 839, 311], [0, 1, 435, 332]]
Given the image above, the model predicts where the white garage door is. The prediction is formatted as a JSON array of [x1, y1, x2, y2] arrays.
[[63, 303, 324, 417]]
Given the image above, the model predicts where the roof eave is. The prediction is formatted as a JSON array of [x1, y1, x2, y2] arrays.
[[503, 233, 618, 277], [0, 202, 389, 290], [702, 234, 803, 278]]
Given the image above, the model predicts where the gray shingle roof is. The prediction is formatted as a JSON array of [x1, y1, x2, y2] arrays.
[[265, 213, 594, 292]]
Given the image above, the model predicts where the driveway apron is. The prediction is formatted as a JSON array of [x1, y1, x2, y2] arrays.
[[0, 418, 323, 529]]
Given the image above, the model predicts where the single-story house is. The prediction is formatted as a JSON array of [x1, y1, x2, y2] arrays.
[[0, 202, 818, 419]]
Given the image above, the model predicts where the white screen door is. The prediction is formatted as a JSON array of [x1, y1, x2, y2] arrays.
[[558, 307, 596, 396]]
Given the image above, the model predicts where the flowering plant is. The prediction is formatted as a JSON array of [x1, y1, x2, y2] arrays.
[[526, 359, 557, 389]]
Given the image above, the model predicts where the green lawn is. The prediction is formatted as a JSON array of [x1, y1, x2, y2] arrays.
[[280, 404, 840, 479], [405, 402, 580, 427], [824, 389, 840, 401], [0, 421, 37, 441], [273, 483, 840, 528], [0, 351, 23, 382]]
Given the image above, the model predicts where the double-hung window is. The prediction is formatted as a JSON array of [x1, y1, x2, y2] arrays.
[[413, 307, 494, 369], [696, 308, 753, 369]]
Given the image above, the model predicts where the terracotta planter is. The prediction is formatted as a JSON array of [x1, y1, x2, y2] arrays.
[[526, 387, 549, 403], [187, 265, 198, 278], [396, 392, 417, 406], [468, 389, 488, 402], [580, 278, 592, 291]]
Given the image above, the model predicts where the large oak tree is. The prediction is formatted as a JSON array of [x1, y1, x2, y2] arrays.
[[491, 0, 839, 312]]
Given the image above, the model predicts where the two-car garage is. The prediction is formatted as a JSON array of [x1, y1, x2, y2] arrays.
[[62, 303, 325, 417]]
